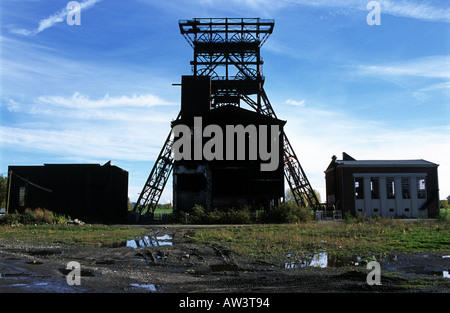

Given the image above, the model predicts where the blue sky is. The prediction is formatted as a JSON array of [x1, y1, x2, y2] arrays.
[[1, 0, 449, 204]]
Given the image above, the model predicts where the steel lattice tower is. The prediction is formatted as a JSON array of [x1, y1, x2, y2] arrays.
[[133, 18, 322, 218]]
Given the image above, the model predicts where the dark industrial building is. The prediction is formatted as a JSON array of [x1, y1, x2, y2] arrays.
[[325, 153, 440, 218], [6, 162, 129, 222], [172, 76, 286, 212]]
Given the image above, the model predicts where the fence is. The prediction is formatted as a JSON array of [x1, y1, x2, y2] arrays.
[[315, 210, 342, 221]]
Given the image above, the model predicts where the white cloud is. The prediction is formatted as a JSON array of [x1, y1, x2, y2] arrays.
[[26, 92, 176, 122], [286, 99, 306, 106], [380, 0, 450, 22], [0, 91, 178, 164], [162, 0, 450, 22], [3, 99, 21, 112], [10, 0, 102, 36], [37, 92, 173, 109], [356, 55, 450, 79], [0, 125, 163, 162], [289, 0, 450, 22], [413, 81, 450, 100]]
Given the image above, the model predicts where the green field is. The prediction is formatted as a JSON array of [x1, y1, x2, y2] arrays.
[[0, 208, 449, 260], [189, 220, 450, 262], [0, 224, 148, 247]]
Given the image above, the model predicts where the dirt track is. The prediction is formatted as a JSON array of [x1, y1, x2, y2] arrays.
[[0, 225, 449, 293]]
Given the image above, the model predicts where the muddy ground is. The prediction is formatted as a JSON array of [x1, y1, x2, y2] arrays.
[[0, 225, 449, 294]]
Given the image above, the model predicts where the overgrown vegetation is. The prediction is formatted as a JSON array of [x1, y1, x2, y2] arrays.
[[0, 208, 148, 247], [169, 201, 314, 224], [438, 208, 450, 223], [0, 224, 148, 247], [190, 218, 450, 263], [0, 208, 71, 225]]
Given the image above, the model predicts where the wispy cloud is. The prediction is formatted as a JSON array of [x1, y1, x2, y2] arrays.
[[0, 93, 178, 165], [10, 0, 102, 36], [37, 92, 174, 110], [412, 81, 450, 101], [289, 0, 450, 22], [0, 125, 162, 162], [6, 92, 176, 122], [0, 91, 177, 164], [155, 0, 450, 22], [356, 55, 450, 79], [286, 99, 306, 106], [380, 0, 450, 22]]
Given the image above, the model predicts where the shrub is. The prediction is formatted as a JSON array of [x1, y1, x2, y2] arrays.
[[169, 205, 256, 224], [22, 208, 36, 224], [33, 208, 54, 223], [437, 209, 450, 224], [0, 208, 70, 225], [0, 210, 21, 225], [343, 211, 354, 224], [268, 201, 314, 223]]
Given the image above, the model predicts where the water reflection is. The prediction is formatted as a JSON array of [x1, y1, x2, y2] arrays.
[[130, 283, 158, 291], [126, 234, 173, 248], [283, 250, 359, 269], [284, 251, 328, 269], [283, 251, 450, 279]]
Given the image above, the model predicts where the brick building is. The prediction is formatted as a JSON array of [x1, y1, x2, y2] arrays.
[[325, 153, 439, 218]]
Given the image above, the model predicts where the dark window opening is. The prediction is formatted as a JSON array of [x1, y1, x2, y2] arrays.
[[401, 177, 410, 199], [19, 186, 26, 207], [370, 177, 379, 199], [417, 178, 426, 199], [355, 177, 364, 199], [386, 177, 395, 199]]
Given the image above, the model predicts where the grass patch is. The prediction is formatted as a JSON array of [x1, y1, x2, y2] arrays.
[[0, 224, 148, 247], [190, 219, 450, 263]]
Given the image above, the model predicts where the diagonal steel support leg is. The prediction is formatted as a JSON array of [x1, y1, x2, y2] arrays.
[[240, 89, 322, 210], [133, 113, 180, 217]]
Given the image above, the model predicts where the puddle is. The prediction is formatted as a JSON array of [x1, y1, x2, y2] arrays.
[[58, 268, 96, 277], [284, 251, 450, 279], [0, 272, 32, 279], [389, 266, 450, 279], [28, 250, 59, 256], [210, 264, 239, 272], [26, 261, 43, 265], [95, 260, 115, 265], [283, 251, 358, 269], [383, 253, 450, 279], [130, 283, 158, 292], [126, 234, 173, 248]]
